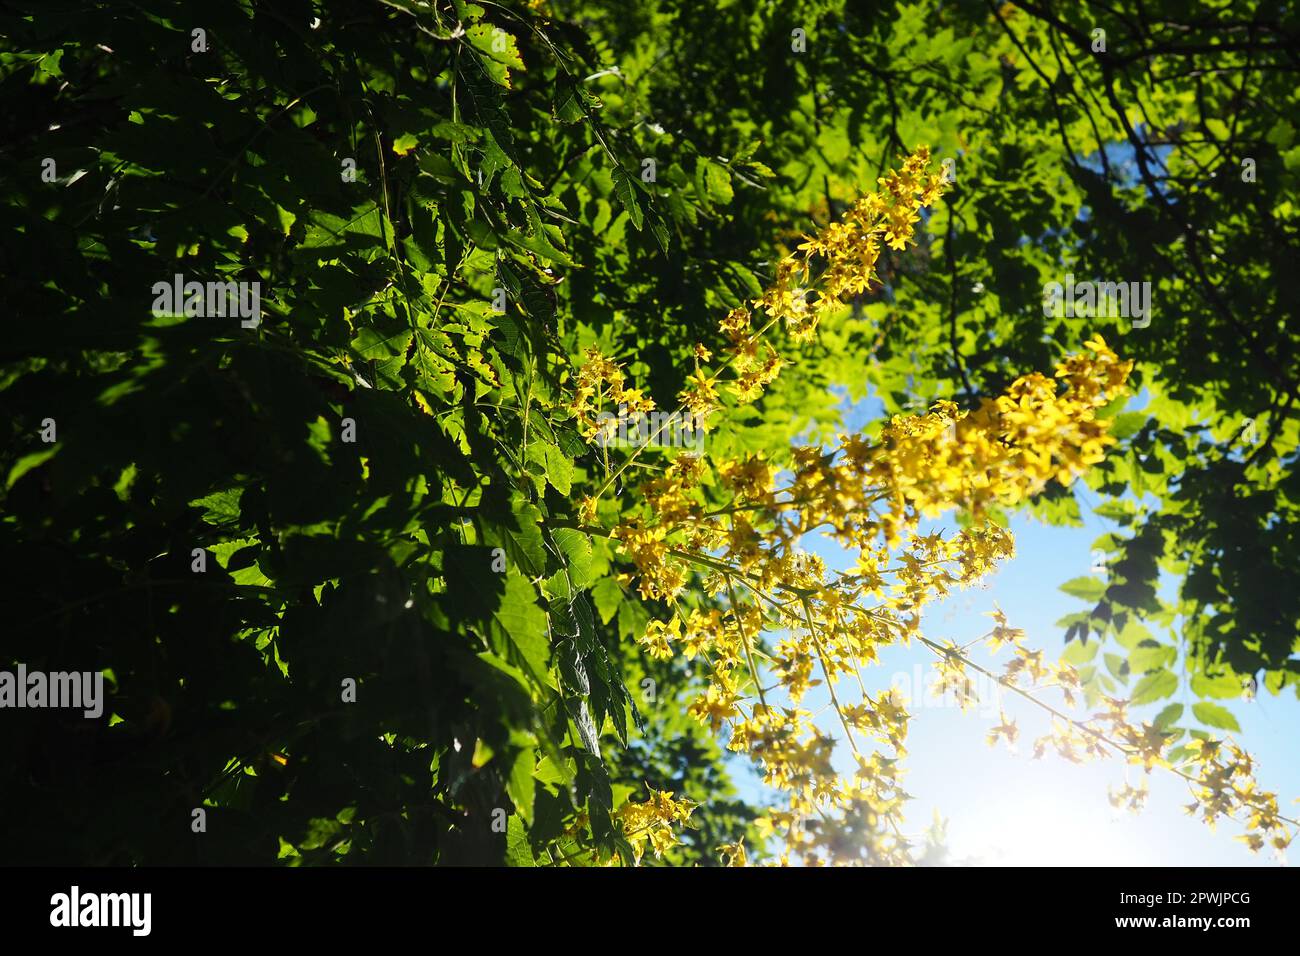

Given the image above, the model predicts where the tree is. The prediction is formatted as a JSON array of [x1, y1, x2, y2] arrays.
[[573, 0, 1300, 741], [0, 0, 1294, 866], [2, 0, 748, 865]]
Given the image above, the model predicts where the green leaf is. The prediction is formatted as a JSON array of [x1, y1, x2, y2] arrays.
[[506, 746, 536, 825], [1192, 702, 1241, 732], [554, 635, 589, 696], [566, 696, 601, 756], [1104, 652, 1129, 681], [1109, 411, 1147, 440], [1153, 703, 1183, 729], [1190, 671, 1244, 699], [505, 813, 535, 866], [503, 501, 547, 577], [698, 158, 734, 206], [551, 527, 592, 588], [6, 447, 58, 489], [491, 574, 550, 683], [612, 168, 644, 231], [591, 576, 623, 625], [543, 442, 573, 496], [1129, 640, 1177, 673], [1093, 499, 1137, 522], [1058, 576, 1106, 602], [190, 488, 243, 527], [554, 81, 598, 124], [1130, 669, 1178, 705], [465, 25, 524, 88], [1114, 618, 1153, 650], [1061, 635, 1098, 664], [466, 24, 524, 70]]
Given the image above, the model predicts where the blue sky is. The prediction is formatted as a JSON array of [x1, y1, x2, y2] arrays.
[[727, 390, 1299, 866]]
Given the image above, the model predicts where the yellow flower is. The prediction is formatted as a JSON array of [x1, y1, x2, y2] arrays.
[[638, 617, 679, 660], [678, 368, 720, 417], [549, 147, 1266, 868]]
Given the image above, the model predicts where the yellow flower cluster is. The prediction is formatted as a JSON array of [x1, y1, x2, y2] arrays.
[[718, 307, 785, 405], [1182, 739, 1293, 855], [856, 335, 1133, 544], [1109, 781, 1150, 814], [567, 345, 656, 442], [986, 680, 1295, 861], [796, 144, 946, 294], [717, 837, 749, 866], [605, 362, 1119, 862], [567, 147, 1292, 865], [595, 326, 1140, 862], [614, 336, 1126, 614], [574, 146, 949, 443], [917, 623, 1295, 864], [614, 786, 697, 863]]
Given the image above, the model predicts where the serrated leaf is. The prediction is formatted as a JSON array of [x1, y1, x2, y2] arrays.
[[699, 158, 734, 205], [1129, 640, 1176, 673], [1190, 671, 1244, 699], [543, 442, 573, 496], [503, 501, 546, 577], [613, 168, 644, 231], [551, 527, 591, 587], [1104, 652, 1129, 681], [492, 574, 549, 683], [554, 637, 590, 695], [1114, 618, 1153, 649], [566, 696, 601, 756], [1130, 668, 1178, 705], [591, 576, 622, 625], [466, 25, 524, 88], [505, 813, 535, 866], [1153, 703, 1183, 729], [554, 80, 598, 123], [190, 489, 243, 527], [1093, 499, 1136, 522], [506, 747, 536, 825], [1059, 576, 1106, 602], [1109, 411, 1147, 440], [1061, 635, 1098, 663], [1192, 701, 1241, 731]]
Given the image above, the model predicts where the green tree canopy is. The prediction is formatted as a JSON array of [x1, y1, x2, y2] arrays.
[[2, 0, 1296, 865]]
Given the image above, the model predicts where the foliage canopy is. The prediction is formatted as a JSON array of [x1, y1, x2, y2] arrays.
[[2, 0, 1297, 865]]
